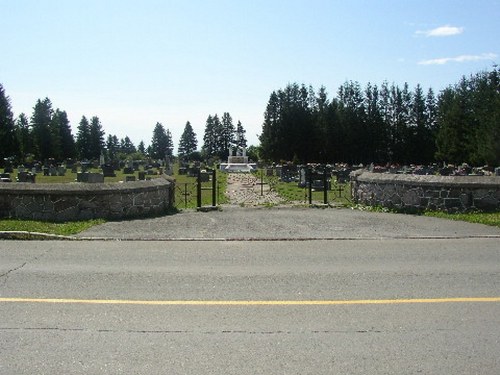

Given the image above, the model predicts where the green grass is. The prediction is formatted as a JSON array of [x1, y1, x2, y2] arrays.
[[172, 165, 229, 209], [424, 211, 500, 227], [260, 172, 352, 206], [0, 219, 106, 236]]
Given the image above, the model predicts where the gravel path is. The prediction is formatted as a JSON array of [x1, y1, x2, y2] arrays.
[[225, 173, 283, 206]]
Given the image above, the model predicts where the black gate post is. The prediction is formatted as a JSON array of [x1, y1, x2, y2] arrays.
[[323, 167, 328, 204], [308, 166, 313, 205], [212, 168, 217, 207], [197, 168, 202, 208]]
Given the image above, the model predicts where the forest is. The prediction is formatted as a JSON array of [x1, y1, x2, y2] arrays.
[[1, 66, 499, 167], [260, 66, 499, 166]]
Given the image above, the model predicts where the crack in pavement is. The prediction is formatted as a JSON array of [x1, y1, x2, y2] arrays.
[[0, 249, 50, 288], [0, 326, 431, 335]]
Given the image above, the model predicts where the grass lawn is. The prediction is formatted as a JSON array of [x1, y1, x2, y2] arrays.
[[0, 219, 105, 236], [424, 211, 500, 228]]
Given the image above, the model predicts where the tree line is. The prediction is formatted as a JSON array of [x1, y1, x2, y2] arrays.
[[0, 83, 252, 167], [260, 66, 499, 166]]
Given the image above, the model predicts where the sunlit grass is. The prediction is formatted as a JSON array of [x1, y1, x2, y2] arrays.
[[424, 211, 500, 227], [0, 219, 106, 235]]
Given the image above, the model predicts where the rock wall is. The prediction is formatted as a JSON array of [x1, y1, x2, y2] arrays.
[[0, 176, 174, 221], [351, 171, 500, 213]]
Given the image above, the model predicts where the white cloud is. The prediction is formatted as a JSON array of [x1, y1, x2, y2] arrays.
[[416, 25, 464, 37], [418, 53, 497, 65]]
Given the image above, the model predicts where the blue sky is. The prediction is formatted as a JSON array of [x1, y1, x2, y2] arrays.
[[1, 0, 498, 150]]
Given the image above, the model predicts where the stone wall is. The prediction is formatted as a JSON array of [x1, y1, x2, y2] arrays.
[[0, 176, 174, 221], [351, 171, 500, 213]]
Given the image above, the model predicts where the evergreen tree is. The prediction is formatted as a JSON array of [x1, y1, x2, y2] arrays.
[[31, 98, 53, 161], [15, 113, 32, 162], [202, 115, 217, 158], [51, 109, 75, 160], [235, 120, 247, 149], [89, 116, 105, 160], [0, 84, 19, 164], [137, 140, 146, 155], [106, 134, 120, 160], [220, 112, 235, 158], [76, 116, 91, 160], [178, 121, 198, 158], [150, 122, 169, 159], [165, 129, 174, 158], [120, 136, 136, 155]]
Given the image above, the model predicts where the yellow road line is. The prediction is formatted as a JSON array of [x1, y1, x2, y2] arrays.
[[1, 297, 500, 306]]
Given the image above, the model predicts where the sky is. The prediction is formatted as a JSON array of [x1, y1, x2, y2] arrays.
[[1, 0, 498, 152]]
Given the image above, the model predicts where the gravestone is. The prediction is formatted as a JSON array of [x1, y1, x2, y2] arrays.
[[88, 173, 104, 183], [123, 167, 134, 174], [125, 175, 136, 182], [199, 171, 210, 182], [495, 167, 500, 176], [102, 165, 116, 177], [17, 172, 36, 183], [57, 166, 66, 176], [1, 173, 12, 182], [138, 171, 146, 180]]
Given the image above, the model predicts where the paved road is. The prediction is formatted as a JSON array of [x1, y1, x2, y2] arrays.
[[1, 238, 499, 374]]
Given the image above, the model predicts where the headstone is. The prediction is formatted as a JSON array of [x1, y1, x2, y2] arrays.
[[17, 172, 35, 183], [138, 171, 146, 180], [0, 173, 12, 182], [178, 167, 187, 175], [49, 166, 57, 176], [123, 167, 134, 174], [76, 172, 89, 182], [43, 167, 50, 176], [199, 172, 210, 182], [57, 166, 66, 176], [125, 176, 136, 182], [101, 165, 116, 177], [71, 165, 78, 173], [87, 173, 104, 183], [495, 167, 500, 176]]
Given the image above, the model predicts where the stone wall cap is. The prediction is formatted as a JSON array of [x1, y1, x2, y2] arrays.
[[354, 171, 500, 187], [0, 176, 171, 195]]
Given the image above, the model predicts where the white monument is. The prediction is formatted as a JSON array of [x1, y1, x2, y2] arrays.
[[220, 135, 256, 172]]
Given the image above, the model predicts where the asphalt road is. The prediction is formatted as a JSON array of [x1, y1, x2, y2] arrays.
[[1, 238, 499, 374]]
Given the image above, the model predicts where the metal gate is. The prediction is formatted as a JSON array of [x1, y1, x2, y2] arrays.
[[174, 168, 218, 209]]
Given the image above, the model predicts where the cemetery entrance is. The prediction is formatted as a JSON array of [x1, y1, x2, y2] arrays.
[[175, 167, 218, 209]]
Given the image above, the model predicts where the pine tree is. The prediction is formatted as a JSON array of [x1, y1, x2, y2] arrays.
[[76, 116, 91, 160], [89, 116, 105, 160], [55, 110, 76, 160], [150, 122, 169, 159], [178, 121, 198, 159], [165, 129, 174, 158], [235, 120, 247, 149], [0, 84, 19, 164], [137, 140, 146, 155], [15, 113, 32, 162], [202, 115, 216, 158], [31, 98, 53, 161], [120, 136, 136, 155], [106, 134, 120, 160], [220, 112, 235, 158]]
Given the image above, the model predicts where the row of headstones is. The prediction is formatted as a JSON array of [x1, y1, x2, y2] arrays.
[[0, 172, 36, 183], [76, 171, 154, 183]]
